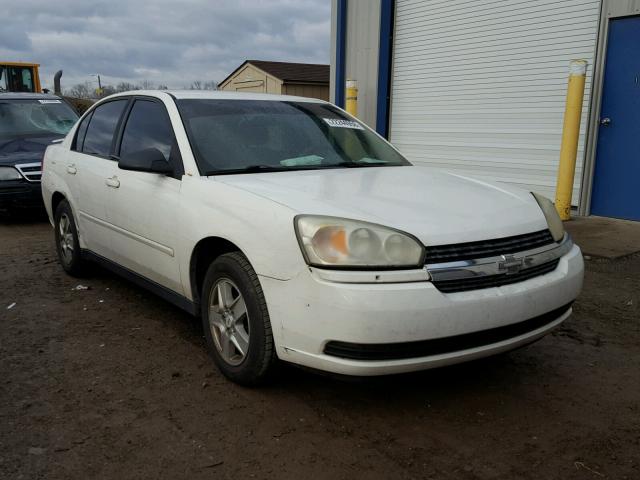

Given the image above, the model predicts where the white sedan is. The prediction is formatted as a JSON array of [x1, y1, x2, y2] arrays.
[[41, 91, 584, 385]]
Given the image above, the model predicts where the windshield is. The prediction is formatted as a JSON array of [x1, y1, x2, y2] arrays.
[[176, 99, 411, 174], [0, 99, 78, 138]]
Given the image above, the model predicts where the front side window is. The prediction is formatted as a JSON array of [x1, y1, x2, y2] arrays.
[[176, 100, 411, 174], [82, 100, 128, 158], [119, 100, 175, 162], [0, 99, 78, 138]]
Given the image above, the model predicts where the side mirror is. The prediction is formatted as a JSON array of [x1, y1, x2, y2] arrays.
[[118, 148, 173, 174]]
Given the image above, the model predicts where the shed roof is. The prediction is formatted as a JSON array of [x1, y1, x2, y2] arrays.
[[219, 60, 330, 87]]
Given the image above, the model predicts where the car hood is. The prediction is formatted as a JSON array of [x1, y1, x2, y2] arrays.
[[213, 166, 549, 246], [0, 134, 63, 166]]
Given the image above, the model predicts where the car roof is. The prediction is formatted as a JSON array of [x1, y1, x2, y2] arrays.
[[103, 89, 328, 104], [0, 92, 64, 100]]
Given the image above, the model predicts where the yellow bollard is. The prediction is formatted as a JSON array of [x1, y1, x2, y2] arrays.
[[554, 60, 587, 220], [345, 79, 358, 117]]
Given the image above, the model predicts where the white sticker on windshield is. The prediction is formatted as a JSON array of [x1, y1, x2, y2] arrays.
[[38, 99, 61, 104], [323, 118, 365, 130]]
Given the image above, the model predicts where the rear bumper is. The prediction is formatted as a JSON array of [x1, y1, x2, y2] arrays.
[[260, 244, 584, 376], [0, 181, 43, 211]]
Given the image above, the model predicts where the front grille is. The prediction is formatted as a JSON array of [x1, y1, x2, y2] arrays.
[[323, 302, 572, 361], [432, 259, 560, 293], [425, 229, 555, 264], [15, 163, 42, 183]]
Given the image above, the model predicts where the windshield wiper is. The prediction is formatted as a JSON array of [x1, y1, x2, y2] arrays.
[[206, 161, 405, 176], [332, 161, 402, 168], [206, 164, 324, 175]]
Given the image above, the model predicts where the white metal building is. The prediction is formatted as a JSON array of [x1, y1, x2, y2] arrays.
[[330, 0, 640, 220]]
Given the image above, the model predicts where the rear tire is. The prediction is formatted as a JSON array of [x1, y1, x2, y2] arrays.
[[201, 252, 276, 386], [54, 200, 87, 277]]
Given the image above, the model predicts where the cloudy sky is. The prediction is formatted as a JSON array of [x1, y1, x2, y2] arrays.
[[1, 0, 331, 91]]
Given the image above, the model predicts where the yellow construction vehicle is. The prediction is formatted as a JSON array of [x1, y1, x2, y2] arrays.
[[0, 62, 42, 93]]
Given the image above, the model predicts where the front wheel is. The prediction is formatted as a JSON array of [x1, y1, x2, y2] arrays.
[[201, 252, 276, 385], [54, 200, 88, 276]]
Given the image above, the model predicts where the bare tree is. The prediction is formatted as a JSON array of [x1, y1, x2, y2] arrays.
[[203, 81, 217, 90], [115, 82, 139, 92], [139, 79, 154, 90], [189, 80, 203, 90], [64, 82, 92, 99], [66, 79, 172, 97], [100, 85, 117, 97]]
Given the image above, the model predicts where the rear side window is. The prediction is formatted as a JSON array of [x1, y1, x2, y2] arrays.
[[119, 100, 174, 162], [73, 111, 92, 151], [82, 100, 127, 157]]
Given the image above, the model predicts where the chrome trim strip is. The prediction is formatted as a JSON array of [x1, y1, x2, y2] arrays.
[[311, 267, 430, 284], [15, 162, 42, 183], [426, 234, 572, 282], [79, 211, 174, 257]]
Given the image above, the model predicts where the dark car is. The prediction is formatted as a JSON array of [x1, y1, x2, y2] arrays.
[[0, 93, 78, 214]]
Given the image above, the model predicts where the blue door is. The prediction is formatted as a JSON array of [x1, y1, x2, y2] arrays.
[[590, 16, 640, 221]]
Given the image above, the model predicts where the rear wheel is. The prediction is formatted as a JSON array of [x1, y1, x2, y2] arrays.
[[54, 200, 87, 276], [201, 252, 276, 385]]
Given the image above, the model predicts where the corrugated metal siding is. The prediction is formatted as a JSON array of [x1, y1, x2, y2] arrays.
[[390, 0, 601, 202]]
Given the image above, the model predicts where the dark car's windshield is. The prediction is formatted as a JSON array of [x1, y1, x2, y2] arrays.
[[175, 99, 411, 174], [0, 99, 78, 138]]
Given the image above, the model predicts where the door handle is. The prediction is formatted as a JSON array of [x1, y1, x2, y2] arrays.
[[600, 117, 611, 127], [66, 164, 77, 175], [105, 176, 120, 188]]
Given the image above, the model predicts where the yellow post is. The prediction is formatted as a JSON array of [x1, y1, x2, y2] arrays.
[[555, 59, 587, 220], [345, 79, 358, 117]]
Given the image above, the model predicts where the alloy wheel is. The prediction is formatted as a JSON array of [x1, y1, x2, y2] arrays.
[[58, 213, 74, 262], [208, 278, 250, 366]]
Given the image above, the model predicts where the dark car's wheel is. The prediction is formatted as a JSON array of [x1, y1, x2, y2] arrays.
[[201, 252, 276, 385], [54, 200, 87, 276]]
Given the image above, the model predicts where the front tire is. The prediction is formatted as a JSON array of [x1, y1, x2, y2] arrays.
[[54, 200, 87, 276], [201, 252, 276, 385]]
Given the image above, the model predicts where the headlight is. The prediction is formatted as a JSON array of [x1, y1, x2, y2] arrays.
[[295, 215, 425, 268], [0, 166, 23, 181], [532, 192, 564, 242]]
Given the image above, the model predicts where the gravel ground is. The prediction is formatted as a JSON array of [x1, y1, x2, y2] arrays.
[[1, 217, 638, 480]]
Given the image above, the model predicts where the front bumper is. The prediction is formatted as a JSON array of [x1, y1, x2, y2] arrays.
[[260, 243, 584, 376], [0, 180, 43, 212]]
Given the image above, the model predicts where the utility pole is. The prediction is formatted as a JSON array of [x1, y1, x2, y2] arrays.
[[90, 74, 103, 97]]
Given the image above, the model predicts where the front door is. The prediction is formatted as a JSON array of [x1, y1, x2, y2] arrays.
[[590, 16, 640, 220], [106, 98, 184, 294]]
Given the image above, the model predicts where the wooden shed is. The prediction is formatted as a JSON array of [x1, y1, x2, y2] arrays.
[[219, 60, 329, 101]]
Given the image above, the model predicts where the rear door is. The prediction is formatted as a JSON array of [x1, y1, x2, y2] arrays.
[[105, 97, 184, 294], [67, 98, 129, 258]]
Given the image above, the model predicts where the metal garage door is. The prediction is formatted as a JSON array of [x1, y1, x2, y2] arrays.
[[389, 0, 601, 202]]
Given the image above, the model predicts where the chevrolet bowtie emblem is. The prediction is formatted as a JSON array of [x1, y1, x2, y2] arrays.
[[498, 254, 524, 274]]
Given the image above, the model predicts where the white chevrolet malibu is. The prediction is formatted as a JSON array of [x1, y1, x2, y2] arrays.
[[41, 91, 584, 385]]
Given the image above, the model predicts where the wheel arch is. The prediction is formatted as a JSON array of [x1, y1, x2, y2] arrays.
[[189, 236, 247, 307], [51, 191, 66, 215]]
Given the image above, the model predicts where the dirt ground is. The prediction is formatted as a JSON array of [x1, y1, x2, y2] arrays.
[[1, 217, 638, 480]]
